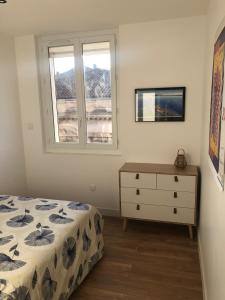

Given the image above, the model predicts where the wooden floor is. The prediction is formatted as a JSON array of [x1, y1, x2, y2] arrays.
[[71, 217, 203, 300]]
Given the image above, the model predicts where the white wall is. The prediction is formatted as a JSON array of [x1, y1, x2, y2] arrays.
[[119, 16, 206, 163], [0, 34, 26, 194], [15, 16, 206, 214], [199, 0, 225, 299]]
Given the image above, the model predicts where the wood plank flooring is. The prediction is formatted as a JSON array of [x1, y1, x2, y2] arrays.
[[70, 217, 203, 300]]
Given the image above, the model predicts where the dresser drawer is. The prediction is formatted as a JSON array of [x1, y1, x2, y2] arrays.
[[120, 172, 156, 189], [121, 203, 195, 224], [121, 188, 195, 208], [157, 174, 196, 192]]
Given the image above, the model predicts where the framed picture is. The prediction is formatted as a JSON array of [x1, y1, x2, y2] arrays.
[[135, 87, 185, 122], [209, 22, 225, 190]]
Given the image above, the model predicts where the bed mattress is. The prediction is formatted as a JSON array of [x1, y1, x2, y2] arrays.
[[0, 195, 104, 300]]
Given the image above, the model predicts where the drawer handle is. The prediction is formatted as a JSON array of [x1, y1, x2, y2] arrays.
[[174, 192, 178, 198], [174, 176, 178, 182], [136, 189, 140, 195], [173, 208, 177, 214], [136, 173, 139, 180], [136, 204, 140, 211]]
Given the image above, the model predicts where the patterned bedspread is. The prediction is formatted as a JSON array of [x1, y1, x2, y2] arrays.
[[0, 195, 104, 300]]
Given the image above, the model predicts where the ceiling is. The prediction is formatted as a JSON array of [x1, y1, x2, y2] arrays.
[[0, 0, 208, 36]]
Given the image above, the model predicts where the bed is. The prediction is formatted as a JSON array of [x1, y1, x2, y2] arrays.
[[0, 195, 104, 300]]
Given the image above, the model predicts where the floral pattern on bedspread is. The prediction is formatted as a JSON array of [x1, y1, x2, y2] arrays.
[[0, 196, 104, 300]]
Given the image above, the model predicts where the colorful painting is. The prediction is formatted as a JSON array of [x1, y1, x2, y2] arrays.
[[209, 25, 225, 189]]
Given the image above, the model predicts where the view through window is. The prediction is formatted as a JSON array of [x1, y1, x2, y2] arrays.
[[48, 41, 113, 145], [83, 42, 112, 144], [49, 45, 78, 143]]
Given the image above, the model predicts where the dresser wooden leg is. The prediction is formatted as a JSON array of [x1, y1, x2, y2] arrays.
[[123, 218, 128, 231], [188, 225, 193, 240]]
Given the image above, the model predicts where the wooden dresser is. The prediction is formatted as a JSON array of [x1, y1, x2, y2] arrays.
[[119, 162, 199, 239]]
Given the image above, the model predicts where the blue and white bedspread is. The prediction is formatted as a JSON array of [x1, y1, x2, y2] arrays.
[[0, 195, 104, 300]]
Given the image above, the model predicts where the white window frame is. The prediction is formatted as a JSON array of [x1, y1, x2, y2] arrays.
[[37, 30, 118, 153]]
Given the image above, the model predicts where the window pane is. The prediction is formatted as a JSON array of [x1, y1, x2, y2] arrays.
[[83, 42, 112, 144], [49, 46, 79, 143]]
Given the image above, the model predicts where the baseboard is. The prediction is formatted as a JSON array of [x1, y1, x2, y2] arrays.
[[97, 207, 120, 217], [198, 231, 208, 300]]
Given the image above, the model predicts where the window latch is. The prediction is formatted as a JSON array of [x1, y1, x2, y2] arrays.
[[78, 117, 82, 128]]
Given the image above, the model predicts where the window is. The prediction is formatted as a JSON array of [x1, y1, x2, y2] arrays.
[[38, 33, 117, 152]]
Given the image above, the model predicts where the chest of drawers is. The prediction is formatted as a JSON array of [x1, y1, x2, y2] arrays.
[[119, 163, 199, 239]]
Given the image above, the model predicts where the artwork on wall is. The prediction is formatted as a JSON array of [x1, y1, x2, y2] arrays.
[[135, 87, 185, 122], [209, 24, 225, 190]]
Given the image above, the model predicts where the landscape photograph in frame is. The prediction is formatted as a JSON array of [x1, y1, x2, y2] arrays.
[[135, 87, 185, 122]]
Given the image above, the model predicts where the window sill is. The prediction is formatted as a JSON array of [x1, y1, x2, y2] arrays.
[[45, 147, 122, 156]]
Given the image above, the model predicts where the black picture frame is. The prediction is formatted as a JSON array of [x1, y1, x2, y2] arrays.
[[135, 87, 186, 122]]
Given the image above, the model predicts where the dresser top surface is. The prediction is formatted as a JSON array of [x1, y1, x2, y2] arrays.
[[120, 162, 198, 176]]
